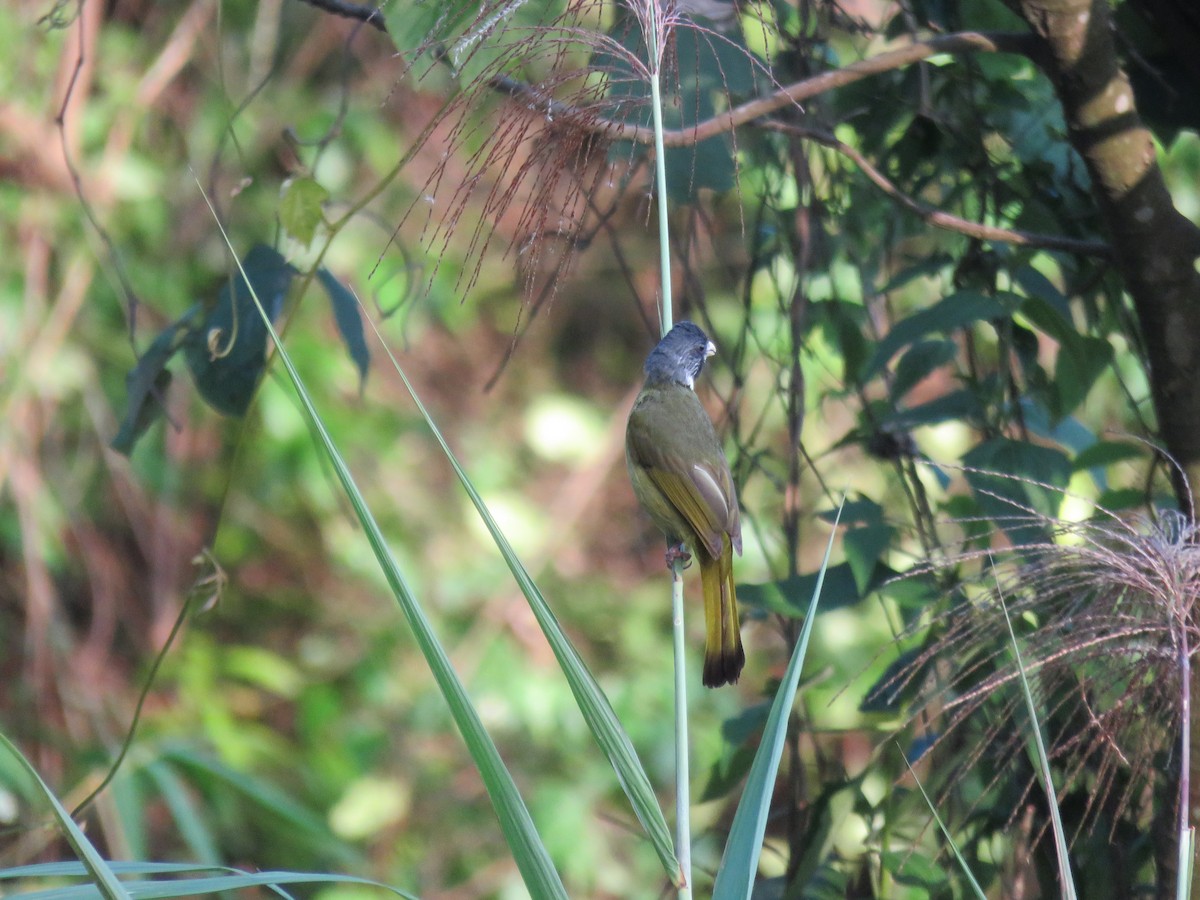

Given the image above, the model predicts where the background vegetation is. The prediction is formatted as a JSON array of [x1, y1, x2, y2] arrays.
[[3, 0, 1200, 896]]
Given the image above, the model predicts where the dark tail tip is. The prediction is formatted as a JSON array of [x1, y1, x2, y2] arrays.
[[702, 645, 746, 688]]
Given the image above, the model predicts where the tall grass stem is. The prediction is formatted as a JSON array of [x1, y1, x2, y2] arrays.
[[642, 5, 689, 894], [650, 67, 673, 334], [671, 560, 692, 897]]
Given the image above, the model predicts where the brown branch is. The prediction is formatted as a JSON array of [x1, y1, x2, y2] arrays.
[[1008, 0, 1200, 518], [499, 31, 1040, 145], [763, 121, 1112, 257]]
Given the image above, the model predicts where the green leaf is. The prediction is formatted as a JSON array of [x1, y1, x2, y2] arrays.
[[859, 646, 926, 714], [279, 177, 329, 247], [816, 495, 883, 526], [890, 339, 957, 400], [882, 389, 984, 429], [843, 523, 894, 593], [1018, 396, 1096, 454], [1072, 440, 1145, 472], [0, 731, 131, 900], [385, 0, 566, 83], [1001, 598, 1078, 899], [383, 0, 481, 62], [899, 751, 988, 900], [1018, 295, 1076, 344], [1014, 265, 1072, 321], [1053, 334, 1112, 416], [865, 290, 1013, 380], [881, 849, 947, 888], [877, 253, 952, 294], [110, 310, 196, 455], [962, 438, 1071, 543], [161, 746, 355, 863], [738, 562, 862, 617], [597, 14, 753, 200], [141, 760, 221, 866], [1096, 486, 1150, 510], [183, 244, 295, 417], [814, 299, 870, 383], [666, 130, 735, 200], [700, 704, 769, 801], [711, 502, 843, 899], [317, 267, 370, 386]]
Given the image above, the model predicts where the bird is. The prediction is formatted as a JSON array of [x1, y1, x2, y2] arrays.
[[625, 321, 744, 687]]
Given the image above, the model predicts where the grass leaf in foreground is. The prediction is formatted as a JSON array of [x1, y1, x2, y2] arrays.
[[999, 591, 1078, 900], [0, 861, 415, 900], [0, 732, 130, 900], [711, 500, 844, 900], [200, 193, 568, 899], [369, 318, 682, 885], [898, 745, 987, 900]]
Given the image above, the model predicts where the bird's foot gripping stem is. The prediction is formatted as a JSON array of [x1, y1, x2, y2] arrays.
[[665, 543, 692, 570]]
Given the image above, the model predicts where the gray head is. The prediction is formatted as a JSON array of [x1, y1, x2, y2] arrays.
[[643, 321, 716, 389]]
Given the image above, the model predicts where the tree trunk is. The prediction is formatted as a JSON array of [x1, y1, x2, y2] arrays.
[[1008, 1, 1200, 894]]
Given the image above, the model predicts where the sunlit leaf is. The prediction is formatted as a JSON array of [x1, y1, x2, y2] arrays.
[[279, 177, 329, 247], [1053, 334, 1112, 416]]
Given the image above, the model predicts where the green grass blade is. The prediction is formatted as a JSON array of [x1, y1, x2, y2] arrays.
[[199, 190, 568, 899], [711, 500, 844, 900], [159, 745, 353, 863], [897, 744, 987, 900], [0, 863, 414, 900], [373, 335, 682, 885], [999, 594, 1078, 900], [1, 862, 211, 879], [139, 761, 221, 867], [0, 732, 131, 900]]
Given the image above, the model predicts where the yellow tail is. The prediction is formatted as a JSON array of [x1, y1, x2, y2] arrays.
[[700, 536, 744, 687]]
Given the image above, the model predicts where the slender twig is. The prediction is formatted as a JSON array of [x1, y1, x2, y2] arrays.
[[290, 0, 387, 32], [761, 122, 1112, 258], [54, 0, 143, 346], [71, 591, 198, 818]]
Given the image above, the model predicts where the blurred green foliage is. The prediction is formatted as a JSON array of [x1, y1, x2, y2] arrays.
[[3, 0, 1200, 896]]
